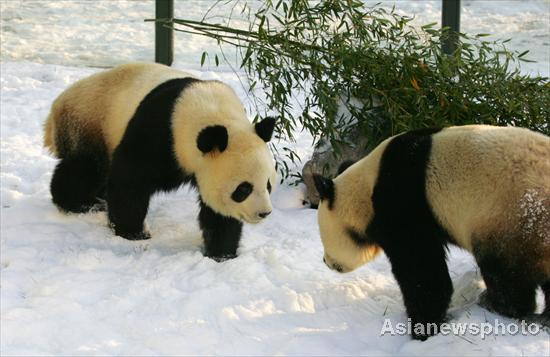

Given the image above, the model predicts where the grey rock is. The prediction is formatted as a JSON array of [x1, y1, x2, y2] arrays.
[[301, 95, 382, 207], [302, 134, 369, 207]]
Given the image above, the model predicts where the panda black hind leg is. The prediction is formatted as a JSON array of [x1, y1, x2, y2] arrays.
[[474, 241, 538, 319], [50, 145, 108, 213], [106, 152, 153, 241], [198, 199, 243, 261], [540, 281, 550, 326]]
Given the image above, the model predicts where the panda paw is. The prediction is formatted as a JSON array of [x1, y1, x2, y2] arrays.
[[115, 229, 152, 241], [58, 197, 107, 214], [478, 290, 534, 319], [205, 253, 237, 262], [410, 320, 446, 341], [109, 221, 152, 241], [524, 314, 550, 329], [411, 330, 430, 341], [478, 290, 508, 315], [89, 198, 107, 212], [477, 291, 494, 312], [125, 231, 152, 241]]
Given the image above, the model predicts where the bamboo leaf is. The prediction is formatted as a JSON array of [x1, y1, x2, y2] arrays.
[[168, 0, 550, 182]]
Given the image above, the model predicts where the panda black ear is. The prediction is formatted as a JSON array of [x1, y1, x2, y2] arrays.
[[197, 125, 228, 154], [255, 117, 276, 142], [313, 174, 335, 208]]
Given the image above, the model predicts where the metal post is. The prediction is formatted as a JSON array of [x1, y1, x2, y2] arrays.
[[155, 0, 174, 66], [442, 0, 461, 55]]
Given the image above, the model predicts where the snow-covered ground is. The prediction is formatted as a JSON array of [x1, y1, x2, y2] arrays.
[[1, 1, 549, 356], [1, 0, 549, 75]]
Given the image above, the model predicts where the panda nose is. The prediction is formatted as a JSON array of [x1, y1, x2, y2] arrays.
[[258, 211, 271, 219]]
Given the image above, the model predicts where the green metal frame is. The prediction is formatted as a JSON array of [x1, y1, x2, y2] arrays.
[[154, 0, 461, 63], [442, 0, 461, 54], [155, 0, 174, 66]]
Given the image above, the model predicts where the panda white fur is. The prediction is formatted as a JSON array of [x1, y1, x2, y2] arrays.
[[44, 62, 277, 260], [313, 125, 550, 339]]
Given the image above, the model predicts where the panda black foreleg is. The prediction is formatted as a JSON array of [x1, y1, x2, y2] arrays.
[[382, 235, 453, 340], [198, 199, 243, 261], [475, 247, 537, 318]]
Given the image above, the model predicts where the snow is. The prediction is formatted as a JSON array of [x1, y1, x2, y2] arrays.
[[1, 1, 549, 356], [519, 189, 549, 241], [1, 0, 548, 76]]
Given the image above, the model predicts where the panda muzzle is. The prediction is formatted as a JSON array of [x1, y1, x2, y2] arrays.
[[323, 256, 344, 273]]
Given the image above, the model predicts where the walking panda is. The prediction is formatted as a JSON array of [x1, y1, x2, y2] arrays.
[[44, 62, 277, 260], [313, 125, 550, 339]]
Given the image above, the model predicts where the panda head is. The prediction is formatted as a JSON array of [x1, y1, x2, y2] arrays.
[[171, 80, 277, 224], [313, 163, 381, 273], [194, 118, 277, 223]]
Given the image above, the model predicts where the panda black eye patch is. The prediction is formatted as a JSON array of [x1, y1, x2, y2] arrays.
[[232, 182, 253, 202], [346, 227, 373, 247]]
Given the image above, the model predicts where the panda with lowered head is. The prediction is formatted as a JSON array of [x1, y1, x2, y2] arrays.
[[313, 125, 550, 340], [44, 62, 277, 260]]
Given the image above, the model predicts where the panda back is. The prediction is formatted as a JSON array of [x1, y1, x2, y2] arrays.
[[426, 125, 550, 251], [101, 63, 195, 154], [44, 63, 195, 158]]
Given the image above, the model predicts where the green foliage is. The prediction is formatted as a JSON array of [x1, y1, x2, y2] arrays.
[[170, 0, 550, 181]]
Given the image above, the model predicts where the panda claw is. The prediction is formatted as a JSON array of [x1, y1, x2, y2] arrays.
[[206, 253, 237, 262], [411, 332, 429, 341], [89, 198, 107, 212], [116, 230, 152, 241], [57, 197, 107, 214]]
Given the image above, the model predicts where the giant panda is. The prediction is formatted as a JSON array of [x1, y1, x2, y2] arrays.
[[313, 125, 550, 340], [44, 62, 277, 260]]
